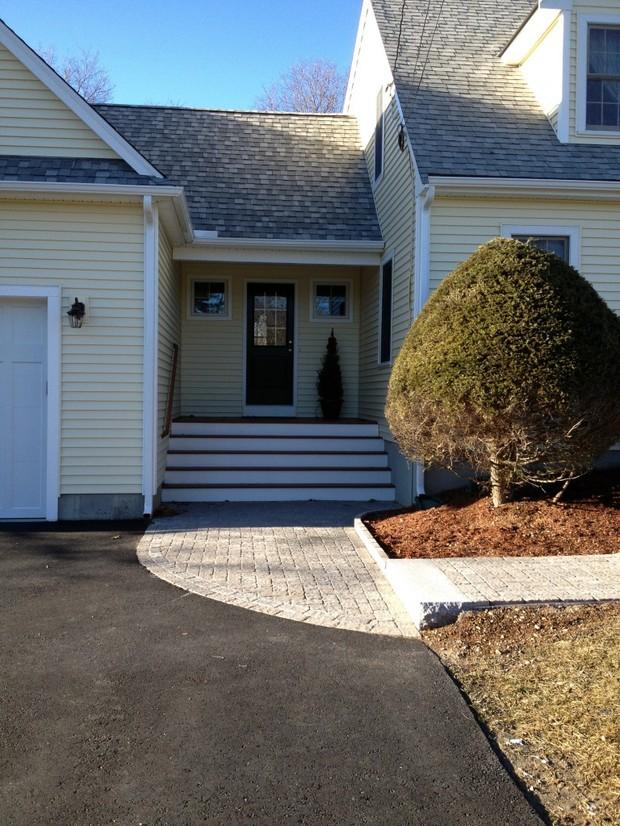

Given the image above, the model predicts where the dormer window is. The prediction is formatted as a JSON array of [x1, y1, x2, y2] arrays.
[[586, 25, 620, 130]]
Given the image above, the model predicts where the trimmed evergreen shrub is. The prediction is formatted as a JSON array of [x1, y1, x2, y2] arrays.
[[386, 238, 620, 506], [317, 329, 344, 419]]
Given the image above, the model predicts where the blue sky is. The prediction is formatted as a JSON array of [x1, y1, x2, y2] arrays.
[[1, 0, 362, 108]]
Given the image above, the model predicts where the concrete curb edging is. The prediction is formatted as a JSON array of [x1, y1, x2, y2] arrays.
[[354, 515, 469, 629]]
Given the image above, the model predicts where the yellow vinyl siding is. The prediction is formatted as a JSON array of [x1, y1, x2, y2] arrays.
[[0, 200, 144, 493], [569, 2, 620, 144], [179, 262, 360, 418], [0, 43, 118, 158], [430, 196, 620, 314], [156, 222, 180, 487], [359, 95, 415, 436]]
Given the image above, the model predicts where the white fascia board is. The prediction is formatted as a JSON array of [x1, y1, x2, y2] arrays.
[[175, 237, 384, 266], [501, 7, 562, 65], [428, 176, 620, 200], [344, 0, 372, 112], [0, 20, 162, 178], [0, 180, 184, 198]]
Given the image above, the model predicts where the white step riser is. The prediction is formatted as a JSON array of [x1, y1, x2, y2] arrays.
[[165, 469, 392, 485], [162, 487, 396, 503], [167, 453, 389, 469], [170, 422, 379, 437], [169, 437, 385, 452]]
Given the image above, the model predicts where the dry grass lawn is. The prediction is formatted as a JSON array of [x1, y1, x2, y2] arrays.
[[424, 604, 620, 825]]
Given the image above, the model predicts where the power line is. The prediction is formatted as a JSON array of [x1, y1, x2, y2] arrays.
[[412, 0, 446, 103], [393, 0, 408, 77], [410, 0, 432, 88]]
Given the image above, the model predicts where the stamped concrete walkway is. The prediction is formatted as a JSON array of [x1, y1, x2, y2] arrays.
[[138, 502, 417, 637]]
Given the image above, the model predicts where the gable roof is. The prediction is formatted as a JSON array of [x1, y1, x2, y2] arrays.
[[0, 18, 161, 178], [371, 0, 620, 183], [95, 105, 382, 241]]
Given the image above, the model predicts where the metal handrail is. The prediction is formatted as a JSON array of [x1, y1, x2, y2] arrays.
[[161, 343, 179, 438]]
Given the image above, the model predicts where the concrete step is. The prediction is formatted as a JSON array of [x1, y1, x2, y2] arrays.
[[169, 436, 386, 452], [170, 420, 379, 438], [161, 484, 397, 503], [164, 467, 393, 485], [166, 451, 389, 469]]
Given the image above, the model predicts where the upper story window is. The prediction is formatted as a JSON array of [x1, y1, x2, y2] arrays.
[[512, 234, 570, 263], [374, 88, 384, 182], [586, 25, 620, 130]]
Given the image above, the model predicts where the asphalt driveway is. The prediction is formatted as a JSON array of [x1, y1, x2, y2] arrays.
[[0, 524, 541, 826]]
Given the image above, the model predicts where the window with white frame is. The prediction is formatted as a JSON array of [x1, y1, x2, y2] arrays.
[[501, 225, 580, 268], [511, 234, 571, 262], [586, 25, 620, 130], [190, 279, 230, 318], [374, 88, 384, 182], [312, 283, 349, 320], [379, 258, 393, 364]]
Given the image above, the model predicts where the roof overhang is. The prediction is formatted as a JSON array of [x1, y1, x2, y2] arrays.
[[174, 235, 385, 266], [501, 2, 569, 65], [0, 19, 162, 178], [0, 180, 193, 245], [428, 175, 620, 201]]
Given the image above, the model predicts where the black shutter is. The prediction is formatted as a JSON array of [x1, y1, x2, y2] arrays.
[[374, 90, 383, 181], [380, 260, 393, 363]]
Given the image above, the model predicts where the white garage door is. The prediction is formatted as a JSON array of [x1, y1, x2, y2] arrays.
[[0, 299, 47, 519]]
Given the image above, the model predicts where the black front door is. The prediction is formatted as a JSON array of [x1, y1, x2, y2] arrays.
[[246, 283, 295, 407]]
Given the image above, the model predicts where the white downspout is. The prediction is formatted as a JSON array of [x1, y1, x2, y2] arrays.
[[412, 181, 436, 498], [142, 195, 159, 516]]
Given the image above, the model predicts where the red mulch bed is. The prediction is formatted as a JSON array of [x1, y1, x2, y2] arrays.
[[365, 470, 620, 559]]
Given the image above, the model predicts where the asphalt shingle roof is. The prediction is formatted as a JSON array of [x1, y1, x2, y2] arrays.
[[372, 0, 620, 182], [95, 105, 382, 241], [0, 155, 162, 185]]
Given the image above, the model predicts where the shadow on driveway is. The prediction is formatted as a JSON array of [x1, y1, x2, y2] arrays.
[[0, 525, 541, 825]]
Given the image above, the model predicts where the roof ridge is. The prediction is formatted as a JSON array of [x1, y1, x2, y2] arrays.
[[94, 102, 355, 118]]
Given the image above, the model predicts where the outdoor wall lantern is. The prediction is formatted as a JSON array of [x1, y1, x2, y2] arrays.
[[67, 297, 85, 328]]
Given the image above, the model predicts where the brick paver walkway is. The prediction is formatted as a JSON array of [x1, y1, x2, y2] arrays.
[[138, 502, 417, 637], [433, 554, 620, 605]]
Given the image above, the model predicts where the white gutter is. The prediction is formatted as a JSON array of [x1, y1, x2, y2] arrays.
[[191, 234, 384, 251], [428, 176, 620, 199], [0, 181, 185, 197], [142, 195, 159, 517], [176, 236, 384, 266]]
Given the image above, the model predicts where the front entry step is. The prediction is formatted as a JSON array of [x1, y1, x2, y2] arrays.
[[162, 419, 396, 503]]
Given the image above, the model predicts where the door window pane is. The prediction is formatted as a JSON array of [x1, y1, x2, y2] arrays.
[[254, 291, 288, 346]]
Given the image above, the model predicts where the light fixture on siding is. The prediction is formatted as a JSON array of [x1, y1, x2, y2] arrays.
[[67, 297, 85, 328]]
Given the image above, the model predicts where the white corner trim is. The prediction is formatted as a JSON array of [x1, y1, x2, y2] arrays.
[[576, 13, 620, 138], [0, 20, 162, 178], [413, 183, 435, 319], [142, 196, 159, 515], [501, 223, 581, 269], [557, 9, 572, 142], [0, 284, 61, 521]]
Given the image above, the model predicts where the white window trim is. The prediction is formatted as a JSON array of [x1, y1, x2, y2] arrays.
[[378, 252, 394, 367], [309, 279, 352, 322], [373, 88, 385, 188], [576, 13, 620, 137], [501, 224, 581, 269], [0, 284, 61, 522], [187, 276, 232, 320]]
